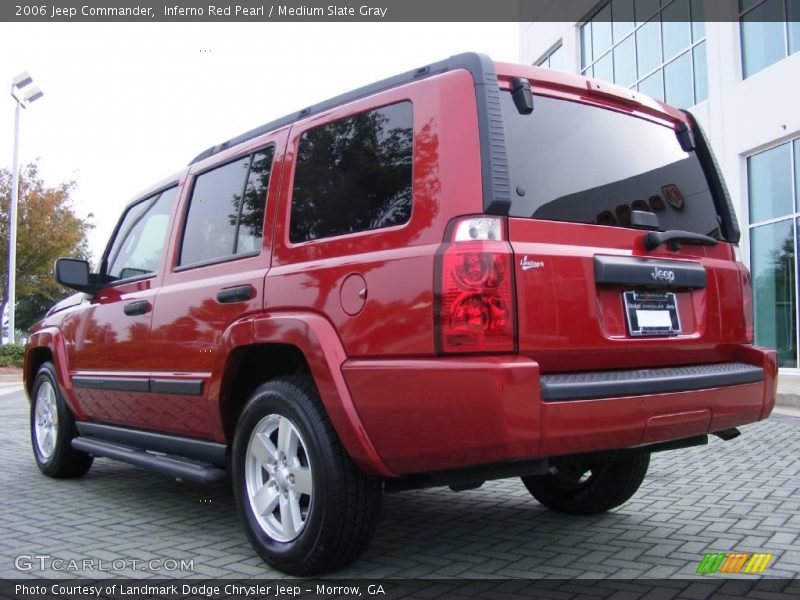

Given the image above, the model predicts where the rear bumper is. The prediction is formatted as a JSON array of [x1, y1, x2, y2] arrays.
[[342, 345, 777, 475], [540, 362, 764, 402]]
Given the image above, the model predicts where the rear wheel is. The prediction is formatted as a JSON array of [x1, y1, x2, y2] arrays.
[[30, 362, 93, 478], [232, 376, 382, 575], [521, 453, 649, 515]]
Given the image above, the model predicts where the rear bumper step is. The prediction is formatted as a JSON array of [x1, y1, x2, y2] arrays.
[[541, 362, 764, 402], [71, 437, 226, 485]]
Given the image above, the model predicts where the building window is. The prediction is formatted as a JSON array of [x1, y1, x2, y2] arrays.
[[748, 137, 800, 368], [740, 0, 800, 78], [579, 0, 708, 108], [536, 43, 566, 70]]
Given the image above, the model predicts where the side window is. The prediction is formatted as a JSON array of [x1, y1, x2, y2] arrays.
[[179, 147, 274, 266], [237, 150, 273, 253], [105, 186, 178, 281], [290, 101, 413, 243]]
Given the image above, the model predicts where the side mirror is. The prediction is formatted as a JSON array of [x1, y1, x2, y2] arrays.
[[54, 258, 96, 294]]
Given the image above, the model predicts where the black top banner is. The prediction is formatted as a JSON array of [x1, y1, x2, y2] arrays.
[[2, 0, 798, 23]]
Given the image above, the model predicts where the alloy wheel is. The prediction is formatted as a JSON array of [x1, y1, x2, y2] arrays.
[[34, 380, 59, 460], [245, 414, 313, 542]]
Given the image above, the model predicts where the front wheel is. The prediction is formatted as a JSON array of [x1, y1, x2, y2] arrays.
[[30, 362, 93, 478], [521, 453, 649, 515], [232, 377, 382, 575]]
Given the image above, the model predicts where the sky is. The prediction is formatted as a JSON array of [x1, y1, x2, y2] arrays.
[[0, 23, 519, 261]]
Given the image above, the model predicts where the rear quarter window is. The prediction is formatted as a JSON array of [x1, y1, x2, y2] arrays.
[[289, 101, 413, 243]]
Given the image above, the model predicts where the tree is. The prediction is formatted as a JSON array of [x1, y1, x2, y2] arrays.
[[0, 162, 93, 338]]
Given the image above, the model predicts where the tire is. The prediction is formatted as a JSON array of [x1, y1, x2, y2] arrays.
[[30, 362, 93, 478], [232, 376, 382, 575], [521, 453, 649, 515]]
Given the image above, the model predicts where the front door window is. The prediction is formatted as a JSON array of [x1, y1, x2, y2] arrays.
[[105, 186, 178, 281]]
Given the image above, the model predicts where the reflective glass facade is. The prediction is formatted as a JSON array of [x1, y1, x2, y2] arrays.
[[748, 139, 800, 367], [580, 0, 708, 108]]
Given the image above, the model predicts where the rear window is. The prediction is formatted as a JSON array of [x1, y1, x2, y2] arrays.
[[290, 101, 413, 243], [500, 92, 723, 238]]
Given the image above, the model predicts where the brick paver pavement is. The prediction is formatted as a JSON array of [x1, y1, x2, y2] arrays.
[[1, 390, 798, 579]]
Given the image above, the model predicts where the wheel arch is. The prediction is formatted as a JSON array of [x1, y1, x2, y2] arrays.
[[218, 342, 311, 441], [24, 328, 84, 418], [213, 312, 394, 477]]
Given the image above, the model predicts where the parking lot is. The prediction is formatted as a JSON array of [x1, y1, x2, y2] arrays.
[[2, 386, 799, 580]]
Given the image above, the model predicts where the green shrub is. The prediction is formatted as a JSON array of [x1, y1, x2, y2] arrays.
[[0, 344, 25, 368]]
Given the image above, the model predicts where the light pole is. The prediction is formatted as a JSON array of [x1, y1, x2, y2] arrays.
[[8, 72, 43, 344]]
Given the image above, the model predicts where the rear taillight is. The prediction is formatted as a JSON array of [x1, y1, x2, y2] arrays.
[[737, 260, 754, 344], [435, 217, 516, 354]]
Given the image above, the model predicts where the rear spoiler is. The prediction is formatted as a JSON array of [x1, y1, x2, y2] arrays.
[[680, 109, 741, 244]]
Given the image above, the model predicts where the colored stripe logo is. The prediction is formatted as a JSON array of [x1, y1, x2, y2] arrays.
[[697, 552, 773, 574]]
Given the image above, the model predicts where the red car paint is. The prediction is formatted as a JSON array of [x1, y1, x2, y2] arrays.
[[25, 58, 776, 481]]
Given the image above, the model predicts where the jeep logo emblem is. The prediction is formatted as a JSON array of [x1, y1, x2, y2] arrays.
[[651, 267, 675, 283]]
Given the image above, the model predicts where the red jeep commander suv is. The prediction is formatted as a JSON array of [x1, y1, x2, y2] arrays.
[[24, 54, 776, 574]]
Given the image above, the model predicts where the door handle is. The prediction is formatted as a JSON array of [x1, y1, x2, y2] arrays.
[[123, 300, 151, 316], [216, 284, 255, 304]]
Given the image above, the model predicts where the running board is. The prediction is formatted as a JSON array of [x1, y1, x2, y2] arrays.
[[71, 437, 226, 485]]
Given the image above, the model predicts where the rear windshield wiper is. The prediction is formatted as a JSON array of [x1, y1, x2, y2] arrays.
[[643, 230, 719, 251]]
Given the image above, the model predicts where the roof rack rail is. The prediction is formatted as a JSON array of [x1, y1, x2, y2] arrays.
[[188, 52, 512, 216]]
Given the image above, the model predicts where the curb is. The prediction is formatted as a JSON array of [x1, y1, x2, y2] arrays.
[[776, 393, 800, 409]]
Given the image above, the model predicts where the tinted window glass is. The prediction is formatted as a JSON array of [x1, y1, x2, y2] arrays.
[[180, 148, 273, 265], [106, 187, 177, 280], [290, 102, 413, 243], [181, 156, 249, 265], [500, 93, 723, 238], [237, 149, 274, 254]]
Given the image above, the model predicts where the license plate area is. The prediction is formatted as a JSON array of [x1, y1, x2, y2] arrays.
[[623, 291, 681, 337]]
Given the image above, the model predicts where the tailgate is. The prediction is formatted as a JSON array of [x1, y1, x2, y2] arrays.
[[509, 218, 747, 372], [496, 70, 750, 372]]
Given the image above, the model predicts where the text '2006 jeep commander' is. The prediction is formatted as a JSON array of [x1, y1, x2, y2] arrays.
[[24, 53, 777, 575]]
